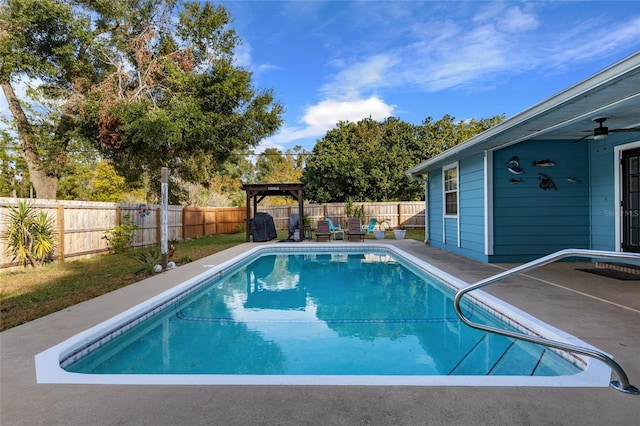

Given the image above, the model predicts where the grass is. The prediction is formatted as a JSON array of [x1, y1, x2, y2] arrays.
[[0, 229, 424, 331]]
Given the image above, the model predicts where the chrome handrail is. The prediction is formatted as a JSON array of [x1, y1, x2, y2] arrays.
[[453, 249, 639, 395]]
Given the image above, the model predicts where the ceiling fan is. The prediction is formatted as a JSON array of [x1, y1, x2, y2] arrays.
[[575, 117, 640, 142]]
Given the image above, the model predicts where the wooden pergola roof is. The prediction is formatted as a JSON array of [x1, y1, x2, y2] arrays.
[[241, 183, 306, 242]]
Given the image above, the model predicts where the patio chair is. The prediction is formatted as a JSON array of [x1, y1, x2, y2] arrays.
[[315, 220, 331, 242], [361, 219, 377, 234], [347, 218, 365, 242], [325, 218, 345, 240]]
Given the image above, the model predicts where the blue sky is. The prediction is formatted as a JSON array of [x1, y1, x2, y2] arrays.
[[2, 1, 640, 155], [219, 0, 640, 153]]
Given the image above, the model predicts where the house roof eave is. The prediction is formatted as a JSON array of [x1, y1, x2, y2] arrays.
[[407, 51, 640, 176]]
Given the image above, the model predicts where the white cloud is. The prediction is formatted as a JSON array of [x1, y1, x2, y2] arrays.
[[542, 16, 640, 68], [234, 39, 280, 75], [303, 97, 394, 127], [321, 54, 397, 99], [498, 6, 540, 33], [260, 96, 395, 150]]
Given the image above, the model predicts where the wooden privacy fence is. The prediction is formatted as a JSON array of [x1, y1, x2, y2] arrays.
[[261, 202, 425, 230], [0, 198, 424, 269]]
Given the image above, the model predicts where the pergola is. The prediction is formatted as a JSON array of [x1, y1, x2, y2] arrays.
[[241, 183, 306, 242]]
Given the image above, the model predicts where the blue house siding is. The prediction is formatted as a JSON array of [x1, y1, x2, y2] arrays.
[[490, 140, 590, 262], [444, 218, 458, 245], [590, 135, 640, 251], [427, 170, 443, 244], [458, 155, 486, 258], [589, 142, 616, 251], [427, 154, 488, 262]]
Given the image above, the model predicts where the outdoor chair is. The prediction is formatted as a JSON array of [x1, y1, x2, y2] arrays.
[[315, 220, 331, 242], [361, 219, 377, 234], [347, 218, 365, 242], [325, 218, 345, 240]]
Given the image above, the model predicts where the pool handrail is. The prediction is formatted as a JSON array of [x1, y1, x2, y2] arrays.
[[452, 248, 639, 395]]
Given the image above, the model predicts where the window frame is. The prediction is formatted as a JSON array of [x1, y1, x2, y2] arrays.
[[443, 162, 459, 217]]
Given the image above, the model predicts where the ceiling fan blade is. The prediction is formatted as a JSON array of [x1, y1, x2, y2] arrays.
[[573, 134, 592, 143], [610, 128, 640, 133]]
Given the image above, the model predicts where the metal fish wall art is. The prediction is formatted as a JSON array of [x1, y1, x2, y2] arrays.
[[533, 159, 556, 167], [509, 178, 524, 184], [507, 156, 524, 174], [538, 173, 557, 190]]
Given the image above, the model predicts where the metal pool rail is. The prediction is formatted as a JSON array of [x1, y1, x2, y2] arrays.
[[453, 249, 639, 395]]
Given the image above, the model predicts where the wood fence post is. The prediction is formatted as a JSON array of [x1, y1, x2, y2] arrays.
[[202, 208, 206, 237], [182, 207, 187, 240], [116, 206, 122, 227], [56, 204, 64, 263]]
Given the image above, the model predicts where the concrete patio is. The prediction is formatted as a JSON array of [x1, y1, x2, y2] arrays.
[[1, 240, 639, 425]]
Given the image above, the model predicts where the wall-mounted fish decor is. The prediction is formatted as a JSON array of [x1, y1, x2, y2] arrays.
[[538, 173, 557, 190], [507, 156, 524, 174], [533, 159, 555, 167], [509, 178, 524, 184], [566, 177, 581, 183]]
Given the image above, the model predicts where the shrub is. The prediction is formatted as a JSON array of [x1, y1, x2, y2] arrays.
[[104, 215, 138, 253], [2, 201, 56, 267], [131, 246, 162, 274]]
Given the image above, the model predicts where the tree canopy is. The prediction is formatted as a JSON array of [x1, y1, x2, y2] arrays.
[[0, 0, 284, 200], [302, 114, 504, 203]]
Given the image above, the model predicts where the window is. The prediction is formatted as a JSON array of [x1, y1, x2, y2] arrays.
[[443, 164, 458, 216]]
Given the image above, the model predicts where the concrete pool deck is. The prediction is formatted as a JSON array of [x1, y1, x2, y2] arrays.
[[1, 240, 639, 425]]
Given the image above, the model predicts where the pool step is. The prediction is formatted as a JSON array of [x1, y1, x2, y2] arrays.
[[450, 335, 550, 376], [490, 343, 544, 375], [449, 334, 515, 375]]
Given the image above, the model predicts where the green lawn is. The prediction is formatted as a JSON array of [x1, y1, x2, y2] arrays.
[[0, 229, 424, 331]]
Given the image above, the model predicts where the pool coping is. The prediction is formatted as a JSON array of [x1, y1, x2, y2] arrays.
[[34, 243, 611, 388]]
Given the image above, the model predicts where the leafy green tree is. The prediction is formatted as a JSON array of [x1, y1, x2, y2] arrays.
[[255, 146, 305, 184], [82, 1, 283, 202], [302, 114, 504, 203], [1, 0, 283, 200], [254, 147, 306, 205], [415, 114, 505, 160], [0, 0, 93, 198], [302, 117, 422, 202], [0, 130, 30, 197], [255, 148, 287, 182]]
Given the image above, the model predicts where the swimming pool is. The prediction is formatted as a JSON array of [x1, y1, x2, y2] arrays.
[[35, 243, 611, 387]]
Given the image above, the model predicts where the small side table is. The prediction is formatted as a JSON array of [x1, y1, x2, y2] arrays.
[[304, 225, 313, 241]]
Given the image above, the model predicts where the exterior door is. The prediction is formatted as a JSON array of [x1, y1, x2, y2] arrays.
[[621, 148, 640, 252]]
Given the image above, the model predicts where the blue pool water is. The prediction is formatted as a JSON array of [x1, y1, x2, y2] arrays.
[[63, 251, 582, 377]]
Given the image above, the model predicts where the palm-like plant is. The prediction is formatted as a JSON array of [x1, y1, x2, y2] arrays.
[[2, 201, 56, 267]]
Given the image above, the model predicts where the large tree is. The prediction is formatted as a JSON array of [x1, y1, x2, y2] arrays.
[[1, 0, 93, 198], [302, 115, 504, 203], [0, 0, 283, 200], [302, 117, 423, 203]]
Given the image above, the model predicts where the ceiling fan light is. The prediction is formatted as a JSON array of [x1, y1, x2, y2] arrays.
[[593, 133, 608, 141]]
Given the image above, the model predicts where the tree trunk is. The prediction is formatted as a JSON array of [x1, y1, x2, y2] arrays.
[[1, 81, 58, 199]]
